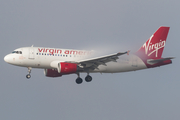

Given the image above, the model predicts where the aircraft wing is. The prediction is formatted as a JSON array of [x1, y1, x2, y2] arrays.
[[74, 51, 130, 70]]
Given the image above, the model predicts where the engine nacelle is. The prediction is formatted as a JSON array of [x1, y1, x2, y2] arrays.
[[44, 62, 77, 77], [44, 69, 62, 77]]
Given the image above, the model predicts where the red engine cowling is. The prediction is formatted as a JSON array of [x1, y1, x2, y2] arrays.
[[44, 63, 77, 77]]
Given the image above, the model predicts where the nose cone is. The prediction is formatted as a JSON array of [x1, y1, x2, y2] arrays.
[[4, 55, 10, 63]]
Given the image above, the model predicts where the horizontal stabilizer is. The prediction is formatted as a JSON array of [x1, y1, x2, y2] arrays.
[[147, 57, 174, 65]]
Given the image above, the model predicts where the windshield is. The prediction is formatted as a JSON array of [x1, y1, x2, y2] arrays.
[[12, 51, 22, 54]]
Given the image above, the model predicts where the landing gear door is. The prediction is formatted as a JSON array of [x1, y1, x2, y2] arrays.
[[29, 48, 35, 59]]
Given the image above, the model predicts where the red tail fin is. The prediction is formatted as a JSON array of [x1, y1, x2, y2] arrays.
[[136, 26, 170, 59]]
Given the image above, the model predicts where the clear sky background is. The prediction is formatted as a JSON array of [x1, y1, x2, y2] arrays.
[[0, 0, 179, 120]]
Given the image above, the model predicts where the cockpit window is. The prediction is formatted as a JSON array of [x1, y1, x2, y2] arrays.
[[12, 51, 22, 54]]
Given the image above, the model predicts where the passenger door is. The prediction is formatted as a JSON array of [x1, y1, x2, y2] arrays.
[[29, 48, 35, 59]]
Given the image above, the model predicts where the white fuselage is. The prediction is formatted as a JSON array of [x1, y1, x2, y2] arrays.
[[3, 27, 173, 84], [4, 47, 147, 73]]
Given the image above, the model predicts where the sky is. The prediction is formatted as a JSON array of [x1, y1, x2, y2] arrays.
[[0, 0, 180, 120]]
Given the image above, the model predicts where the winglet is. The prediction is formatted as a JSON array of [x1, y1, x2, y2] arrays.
[[127, 50, 130, 55], [117, 51, 130, 56]]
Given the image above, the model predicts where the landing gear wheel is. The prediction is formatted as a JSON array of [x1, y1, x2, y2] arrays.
[[76, 77, 83, 84], [26, 67, 32, 79], [85, 75, 92, 82], [26, 74, 31, 79]]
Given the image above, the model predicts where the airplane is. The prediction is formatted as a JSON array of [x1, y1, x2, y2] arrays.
[[4, 26, 174, 84]]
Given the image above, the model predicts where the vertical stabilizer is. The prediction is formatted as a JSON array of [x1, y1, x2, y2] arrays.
[[136, 26, 170, 59], [135, 26, 172, 68]]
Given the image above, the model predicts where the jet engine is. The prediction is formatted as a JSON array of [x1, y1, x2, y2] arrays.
[[44, 62, 77, 77]]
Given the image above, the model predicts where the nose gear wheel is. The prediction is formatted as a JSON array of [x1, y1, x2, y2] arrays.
[[26, 74, 31, 79], [26, 67, 32, 79]]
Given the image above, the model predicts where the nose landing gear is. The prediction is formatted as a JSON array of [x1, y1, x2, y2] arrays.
[[26, 67, 32, 79], [26, 74, 31, 79]]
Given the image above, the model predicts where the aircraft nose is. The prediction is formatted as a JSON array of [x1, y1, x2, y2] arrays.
[[4, 55, 10, 63]]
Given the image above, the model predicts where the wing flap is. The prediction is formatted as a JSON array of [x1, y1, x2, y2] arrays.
[[77, 51, 129, 70]]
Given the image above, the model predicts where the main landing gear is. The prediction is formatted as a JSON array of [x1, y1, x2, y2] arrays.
[[26, 67, 31, 79], [76, 73, 92, 84], [76, 77, 83, 84], [85, 75, 92, 82]]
